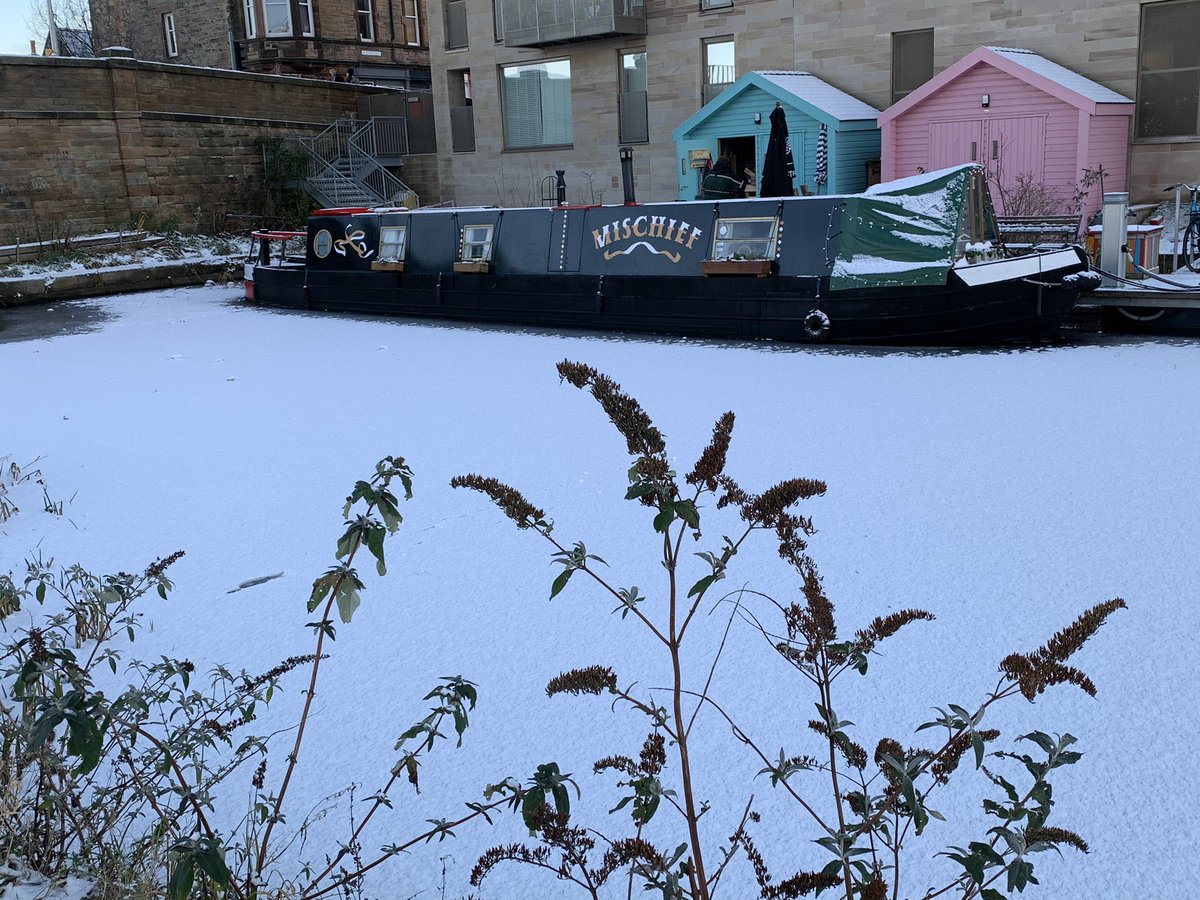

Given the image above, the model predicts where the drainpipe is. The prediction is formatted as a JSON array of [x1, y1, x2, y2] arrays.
[[45, 0, 60, 54]]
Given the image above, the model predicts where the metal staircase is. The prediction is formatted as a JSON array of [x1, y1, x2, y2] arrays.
[[300, 117, 419, 209]]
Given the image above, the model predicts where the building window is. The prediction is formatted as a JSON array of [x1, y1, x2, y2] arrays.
[[297, 0, 315, 36], [700, 0, 733, 10], [163, 13, 178, 57], [446, 0, 468, 49], [502, 59, 573, 149], [356, 0, 375, 41], [702, 38, 734, 105], [1137, 0, 1200, 138], [619, 50, 648, 143], [263, 0, 292, 35], [892, 28, 933, 104], [449, 69, 475, 152], [402, 0, 422, 45], [379, 225, 408, 261], [242, 0, 257, 38]]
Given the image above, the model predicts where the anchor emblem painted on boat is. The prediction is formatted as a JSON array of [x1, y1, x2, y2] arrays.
[[334, 225, 374, 259]]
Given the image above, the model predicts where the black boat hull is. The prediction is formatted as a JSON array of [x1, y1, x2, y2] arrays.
[[251, 264, 1088, 345]]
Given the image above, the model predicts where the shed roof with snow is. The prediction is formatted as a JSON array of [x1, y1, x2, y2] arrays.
[[672, 70, 880, 200]]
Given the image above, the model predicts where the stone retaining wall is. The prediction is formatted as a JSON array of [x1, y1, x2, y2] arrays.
[[0, 55, 418, 241]]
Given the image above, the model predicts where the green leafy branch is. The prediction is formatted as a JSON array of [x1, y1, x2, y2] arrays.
[[255, 455, 413, 881]]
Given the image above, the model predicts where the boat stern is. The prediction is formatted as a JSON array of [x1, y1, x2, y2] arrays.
[[950, 245, 1097, 290], [245, 229, 309, 307]]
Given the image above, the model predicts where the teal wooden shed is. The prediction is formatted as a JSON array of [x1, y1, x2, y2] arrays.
[[672, 71, 881, 200]]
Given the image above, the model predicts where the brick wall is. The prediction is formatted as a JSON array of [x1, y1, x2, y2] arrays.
[[427, 0, 794, 207], [398, 153, 443, 206], [121, 1, 235, 67], [91, 0, 430, 78], [790, 0, 1141, 112], [426, 0, 1196, 207], [0, 55, 425, 240]]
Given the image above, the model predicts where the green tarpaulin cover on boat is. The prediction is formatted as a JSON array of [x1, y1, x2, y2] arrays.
[[829, 165, 974, 292]]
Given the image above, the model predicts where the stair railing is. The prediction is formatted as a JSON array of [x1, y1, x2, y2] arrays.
[[297, 116, 420, 208], [298, 118, 371, 207], [346, 118, 419, 207]]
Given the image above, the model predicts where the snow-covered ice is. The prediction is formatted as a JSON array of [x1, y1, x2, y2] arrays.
[[1, 285, 1198, 899]]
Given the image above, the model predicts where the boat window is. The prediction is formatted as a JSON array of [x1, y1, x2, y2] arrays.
[[312, 229, 333, 259], [379, 225, 408, 261], [710, 217, 779, 260], [461, 224, 495, 261]]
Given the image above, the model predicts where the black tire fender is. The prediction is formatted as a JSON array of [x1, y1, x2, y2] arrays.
[[804, 308, 831, 341]]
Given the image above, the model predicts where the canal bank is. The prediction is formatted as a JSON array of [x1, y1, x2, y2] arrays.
[[0, 258, 240, 307]]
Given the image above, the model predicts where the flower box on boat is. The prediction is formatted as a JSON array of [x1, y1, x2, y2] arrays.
[[371, 260, 405, 272], [453, 260, 490, 274], [700, 259, 775, 277]]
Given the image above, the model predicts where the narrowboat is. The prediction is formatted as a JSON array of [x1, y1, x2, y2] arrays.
[[245, 164, 1100, 344]]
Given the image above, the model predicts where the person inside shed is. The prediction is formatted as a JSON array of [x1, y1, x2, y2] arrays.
[[702, 157, 749, 200]]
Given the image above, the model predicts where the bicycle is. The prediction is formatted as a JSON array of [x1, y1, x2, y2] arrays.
[[1163, 182, 1200, 272]]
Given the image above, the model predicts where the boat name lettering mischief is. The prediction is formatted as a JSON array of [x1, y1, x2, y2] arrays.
[[592, 216, 703, 260]]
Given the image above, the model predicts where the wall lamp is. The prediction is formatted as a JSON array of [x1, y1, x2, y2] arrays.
[[754, 112, 761, 124], [981, 94, 990, 108]]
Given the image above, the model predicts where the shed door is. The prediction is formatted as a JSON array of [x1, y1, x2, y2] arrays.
[[929, 119, 984, 168], [678, 141, 714, 200], [984, 115, 1047, 212]]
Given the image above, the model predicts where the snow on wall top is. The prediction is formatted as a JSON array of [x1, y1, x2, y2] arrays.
[[755, 71, 880, 121], [985, 47, 1132, 104]]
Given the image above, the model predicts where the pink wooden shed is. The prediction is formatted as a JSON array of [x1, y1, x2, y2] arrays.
[[878, 47, 1133, 221]]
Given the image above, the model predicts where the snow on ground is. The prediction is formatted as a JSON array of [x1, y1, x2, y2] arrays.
[[1, 286, 1198, 899], [0, 233, 246, 280]]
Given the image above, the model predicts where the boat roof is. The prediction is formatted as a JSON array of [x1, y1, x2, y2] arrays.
[[341, 196, 834, 217], [322, 166, 981, 220]]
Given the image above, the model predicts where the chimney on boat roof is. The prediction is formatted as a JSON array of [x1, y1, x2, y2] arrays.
[[619, 146, 636, 205], [555, 170, 566, 206]]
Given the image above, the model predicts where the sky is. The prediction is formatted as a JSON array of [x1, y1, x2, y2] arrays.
[[2, 0, 61, 54], [2, 283, 1198, 899]]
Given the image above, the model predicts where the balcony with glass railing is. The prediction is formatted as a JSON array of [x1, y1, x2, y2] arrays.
[[500, 0, 645, 48], [702, 64, 735, 105]]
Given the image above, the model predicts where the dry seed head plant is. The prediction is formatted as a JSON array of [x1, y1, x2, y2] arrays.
[[0, 455, 546, 900], [2, 363, 1123, 899], [455, 360, 1124, 900]]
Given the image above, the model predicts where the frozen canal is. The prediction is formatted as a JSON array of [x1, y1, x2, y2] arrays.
[[2, 285, 1197, 899]]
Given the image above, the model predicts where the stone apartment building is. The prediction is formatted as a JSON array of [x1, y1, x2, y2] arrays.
[[89, 0, 431, 89], [425, 0, 1198, 207]]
